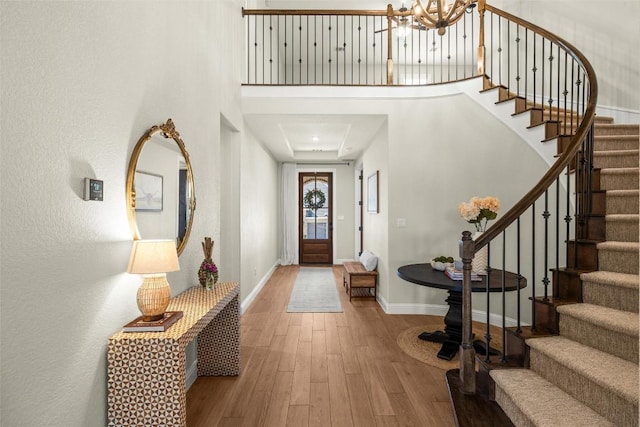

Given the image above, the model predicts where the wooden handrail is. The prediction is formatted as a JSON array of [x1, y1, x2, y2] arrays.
[[458, 3, 598, 396], [242, 8, 388, 17], [472, 6, 598, 251]]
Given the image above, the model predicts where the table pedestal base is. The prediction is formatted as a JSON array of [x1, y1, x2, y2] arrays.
[[417, 290, 462, 360], [417, 290, 500, 361]]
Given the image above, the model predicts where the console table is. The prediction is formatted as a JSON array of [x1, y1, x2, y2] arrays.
[[107, 282, 240, 427], [397, 264, 526, 361]]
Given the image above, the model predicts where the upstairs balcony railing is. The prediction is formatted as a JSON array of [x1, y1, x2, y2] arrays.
[[243, 1, 598, 396], [243, 4, 480, 85]]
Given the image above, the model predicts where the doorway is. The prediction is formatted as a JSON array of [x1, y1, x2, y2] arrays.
[[299, 172, 333, 264]]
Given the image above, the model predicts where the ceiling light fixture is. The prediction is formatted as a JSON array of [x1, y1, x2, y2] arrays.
[[411, 0, 473, 36], [312, 136, 319, 142]]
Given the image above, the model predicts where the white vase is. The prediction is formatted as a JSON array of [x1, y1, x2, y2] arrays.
[[472, 231, 488, 274]]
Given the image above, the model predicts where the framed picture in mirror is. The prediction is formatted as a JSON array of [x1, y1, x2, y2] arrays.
[[135, 171, 163, 211]]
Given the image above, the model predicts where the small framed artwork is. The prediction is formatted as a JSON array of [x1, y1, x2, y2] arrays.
[[134, 171, 163, 211], [367, 170, 379, 213]]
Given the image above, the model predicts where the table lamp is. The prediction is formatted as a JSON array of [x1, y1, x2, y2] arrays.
[[127, 239, 180, 321]]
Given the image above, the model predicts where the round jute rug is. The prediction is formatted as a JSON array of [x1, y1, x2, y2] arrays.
[[397, 321, 504, 371]]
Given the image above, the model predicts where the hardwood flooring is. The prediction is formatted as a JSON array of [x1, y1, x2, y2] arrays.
[[186, 265, 456, 427]]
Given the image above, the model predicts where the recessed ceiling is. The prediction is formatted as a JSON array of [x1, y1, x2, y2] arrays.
[[244, 114, 386, 163]]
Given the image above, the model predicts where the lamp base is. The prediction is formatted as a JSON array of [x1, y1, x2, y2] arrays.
[[141, 313, 165, 322], [137, 273, 171, 322]]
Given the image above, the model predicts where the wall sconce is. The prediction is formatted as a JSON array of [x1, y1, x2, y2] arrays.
[[127, 240, 180, 321]]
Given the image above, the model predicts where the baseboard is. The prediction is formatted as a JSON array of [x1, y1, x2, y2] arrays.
[[384, 301, 450, 316], [376, 293, 389, 312], [186, 358, 198, 391], [240, 261, 279, 314], [596, 104, 640, 124], [334, 259, 352, 265]]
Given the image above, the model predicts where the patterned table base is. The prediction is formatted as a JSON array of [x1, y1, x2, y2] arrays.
[[107, 283, 240, 427]]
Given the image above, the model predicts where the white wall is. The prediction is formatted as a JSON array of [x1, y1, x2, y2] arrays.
[[360, 126, 390, 301], [333, 164, 357, 262], [240, 130, 280, 300], [384, 94, 550, 316], [0, 1, 261, 425]]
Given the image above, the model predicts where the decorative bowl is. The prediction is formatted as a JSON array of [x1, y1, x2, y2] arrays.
[[430, 259, 454, 271]]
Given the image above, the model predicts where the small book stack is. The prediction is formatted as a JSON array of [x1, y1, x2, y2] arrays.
[[123, 311, 184, 333], [444, 266, 483, 281]]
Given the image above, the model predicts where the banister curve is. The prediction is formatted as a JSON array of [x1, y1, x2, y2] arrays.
[[473, 5, 598, 252]]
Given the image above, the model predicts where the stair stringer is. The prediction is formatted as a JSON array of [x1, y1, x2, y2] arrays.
[[466, 84, 558, 167]]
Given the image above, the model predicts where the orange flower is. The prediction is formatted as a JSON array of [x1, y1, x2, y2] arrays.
[[458, 196, 500, 232]]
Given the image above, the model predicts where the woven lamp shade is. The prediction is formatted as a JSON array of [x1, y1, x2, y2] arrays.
[[127, 240, 180, 321]]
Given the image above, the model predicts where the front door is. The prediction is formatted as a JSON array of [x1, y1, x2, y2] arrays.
[[299, 172, 333, 264]]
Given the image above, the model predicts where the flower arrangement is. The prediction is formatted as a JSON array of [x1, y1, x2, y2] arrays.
[[458, 196, 501, 232], [198, 237, 219, 287], [203, 261, 218, 275]]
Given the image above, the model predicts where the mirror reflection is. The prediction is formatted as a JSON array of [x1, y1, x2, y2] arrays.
[[126, 119, 195, 255]]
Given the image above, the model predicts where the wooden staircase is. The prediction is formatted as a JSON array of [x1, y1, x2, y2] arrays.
[[449, 79, 639, 426]]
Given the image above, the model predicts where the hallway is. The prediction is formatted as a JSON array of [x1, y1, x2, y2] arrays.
[[187, 265, 456, 426]]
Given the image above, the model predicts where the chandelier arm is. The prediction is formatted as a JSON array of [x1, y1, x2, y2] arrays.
[[412, 0, 471, 31], [445, 0, 470, 26]]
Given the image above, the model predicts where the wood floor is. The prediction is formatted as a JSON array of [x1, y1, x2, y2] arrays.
[[186, 265, 456, 427]]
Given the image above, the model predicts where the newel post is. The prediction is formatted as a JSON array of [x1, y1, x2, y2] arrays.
[[476, 0, 486, 76], [386, 3, 394, 84], [459, 230, 476, 394]]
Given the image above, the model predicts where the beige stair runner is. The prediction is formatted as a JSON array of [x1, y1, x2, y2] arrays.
[[491, 122, 640, 426]]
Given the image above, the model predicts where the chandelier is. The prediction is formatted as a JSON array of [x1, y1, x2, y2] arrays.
[[411, 0, 474, 35]]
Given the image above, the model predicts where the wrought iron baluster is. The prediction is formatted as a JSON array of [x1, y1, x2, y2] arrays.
[[504, 18, 509, 91], [484, 241, 492, 363], [543, 190, 550, 301], [497, 14, 502, 85], [555, 177, 560, 273], [541, 37, 545, 111], [516, 217, 522, 334], [565, 163, 572, 266], [531, 203, 537, 331], [515, 24, 521, 96], [501, 231, 507, 364]]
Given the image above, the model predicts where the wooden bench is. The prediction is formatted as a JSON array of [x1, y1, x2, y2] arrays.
[[343, 261, 378, 301]]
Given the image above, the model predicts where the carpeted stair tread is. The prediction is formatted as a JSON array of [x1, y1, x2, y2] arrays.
[[490, 369, 615, 427], [595, 124, 640, 136], [580, 270, 639, 290], [594, 135, 640, 152], [557, 303, 638, 336], [525, 336, 639, 403], [581, 271, 639, 313], [605, 214, 639, 242], [600, 167, 639, 191], [597, 241, 640, 251], [557, 303, 639, 363], [597, 241, 640, 274], [594, 149, 640, 155], [606, 189, 639, 215], [593, 149, 639, 168], [605, 213, 639, 221]]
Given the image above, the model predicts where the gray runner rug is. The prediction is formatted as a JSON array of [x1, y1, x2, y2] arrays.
[[287, 267, 343, 313]]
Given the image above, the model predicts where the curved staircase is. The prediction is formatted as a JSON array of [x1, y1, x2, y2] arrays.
[[490, 122, 639, 426]]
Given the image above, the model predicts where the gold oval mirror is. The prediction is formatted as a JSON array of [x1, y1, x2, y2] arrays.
[[126, 119, 196, 255]]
